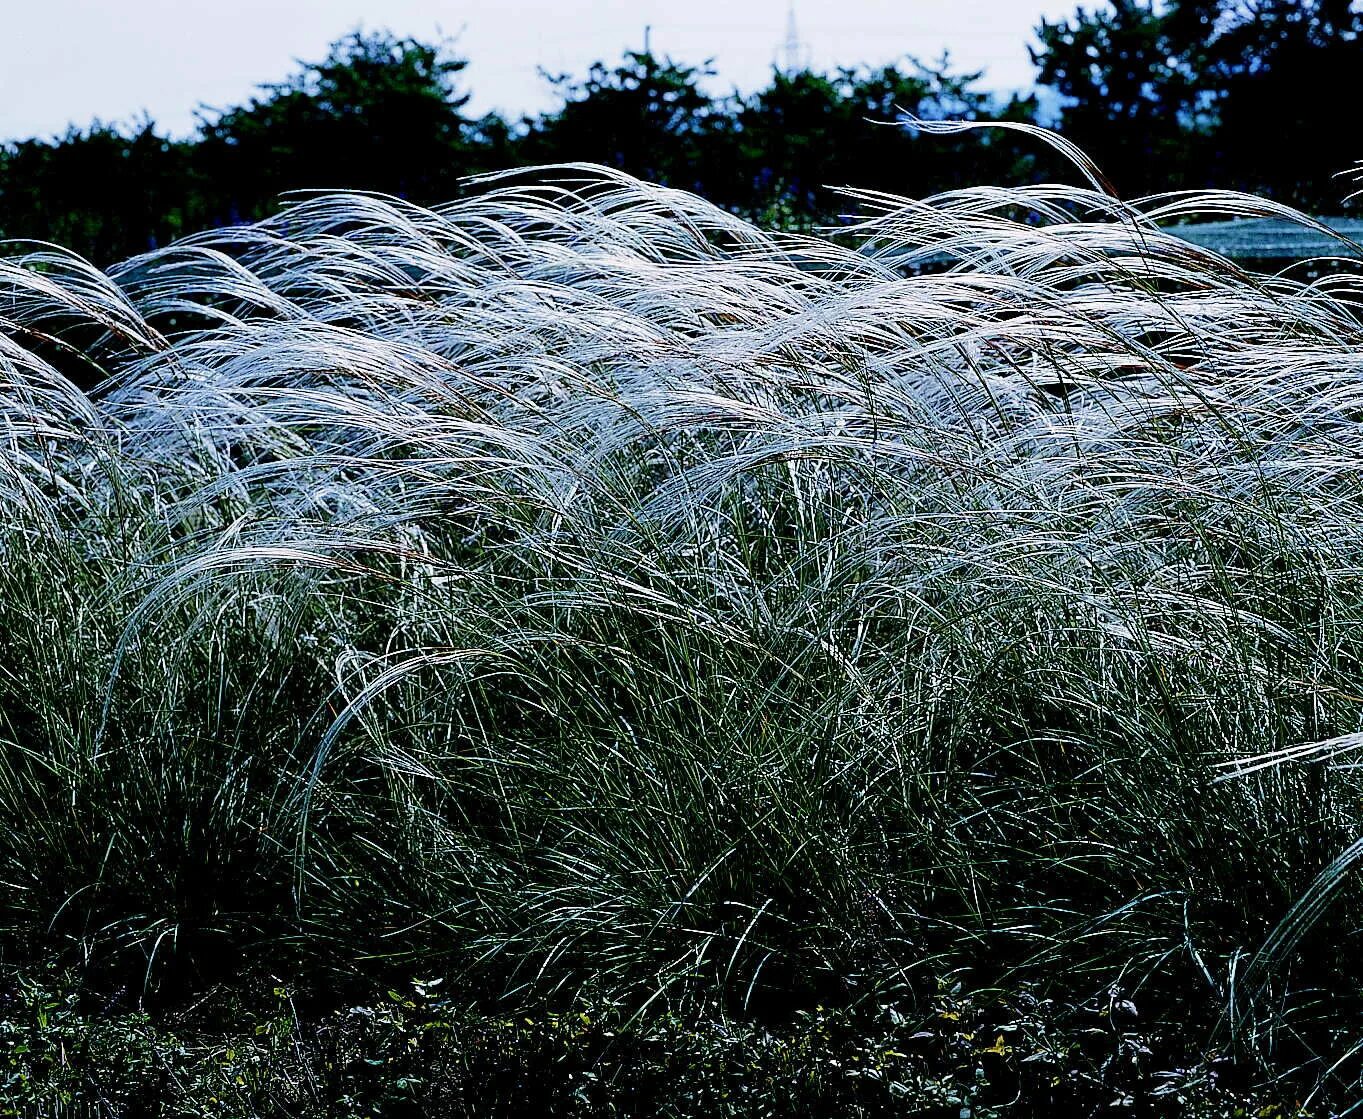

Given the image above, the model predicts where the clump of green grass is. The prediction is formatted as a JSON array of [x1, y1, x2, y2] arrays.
[[2, 145, 1363, 1107]]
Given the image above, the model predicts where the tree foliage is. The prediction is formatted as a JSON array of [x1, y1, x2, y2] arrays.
[[0, 33, 1037, 263], [1033, 0, 1363, 204], [722, 60, 1041, 226], [193, 31, 486, 226], [1, 6, 1360, 265], [520, 51, 724, 192], [0, 121, 193, 259]]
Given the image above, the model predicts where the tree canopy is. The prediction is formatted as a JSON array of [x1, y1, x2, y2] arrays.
[[0, 4, 1358, 264], [1033, 0, 1363, 203]]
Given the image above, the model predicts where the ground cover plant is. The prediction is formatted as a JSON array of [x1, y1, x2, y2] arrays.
[[2, 133, 1363, 1114]]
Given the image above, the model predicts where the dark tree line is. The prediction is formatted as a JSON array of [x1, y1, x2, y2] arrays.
[[1034, 0, 1363, 206], [1, 0, 1360, 265], [0, 33, 1042, 263]]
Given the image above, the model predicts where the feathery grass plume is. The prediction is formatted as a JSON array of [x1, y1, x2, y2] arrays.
[[1, 139, 1362, 1100], [1343, 159, 1362, 205]]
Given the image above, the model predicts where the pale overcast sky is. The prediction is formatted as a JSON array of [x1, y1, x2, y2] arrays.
[[0, 0, 1077, 142]]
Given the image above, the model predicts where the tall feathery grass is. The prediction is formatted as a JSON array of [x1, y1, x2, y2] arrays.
[[3, 146, 1363, 1097]]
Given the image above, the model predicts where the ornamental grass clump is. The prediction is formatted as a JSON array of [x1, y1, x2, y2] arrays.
[[2, 144, 1363, 1100]]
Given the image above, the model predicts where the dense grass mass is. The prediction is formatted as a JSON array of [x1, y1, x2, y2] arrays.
[[3, 152, 1363, 1113]]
